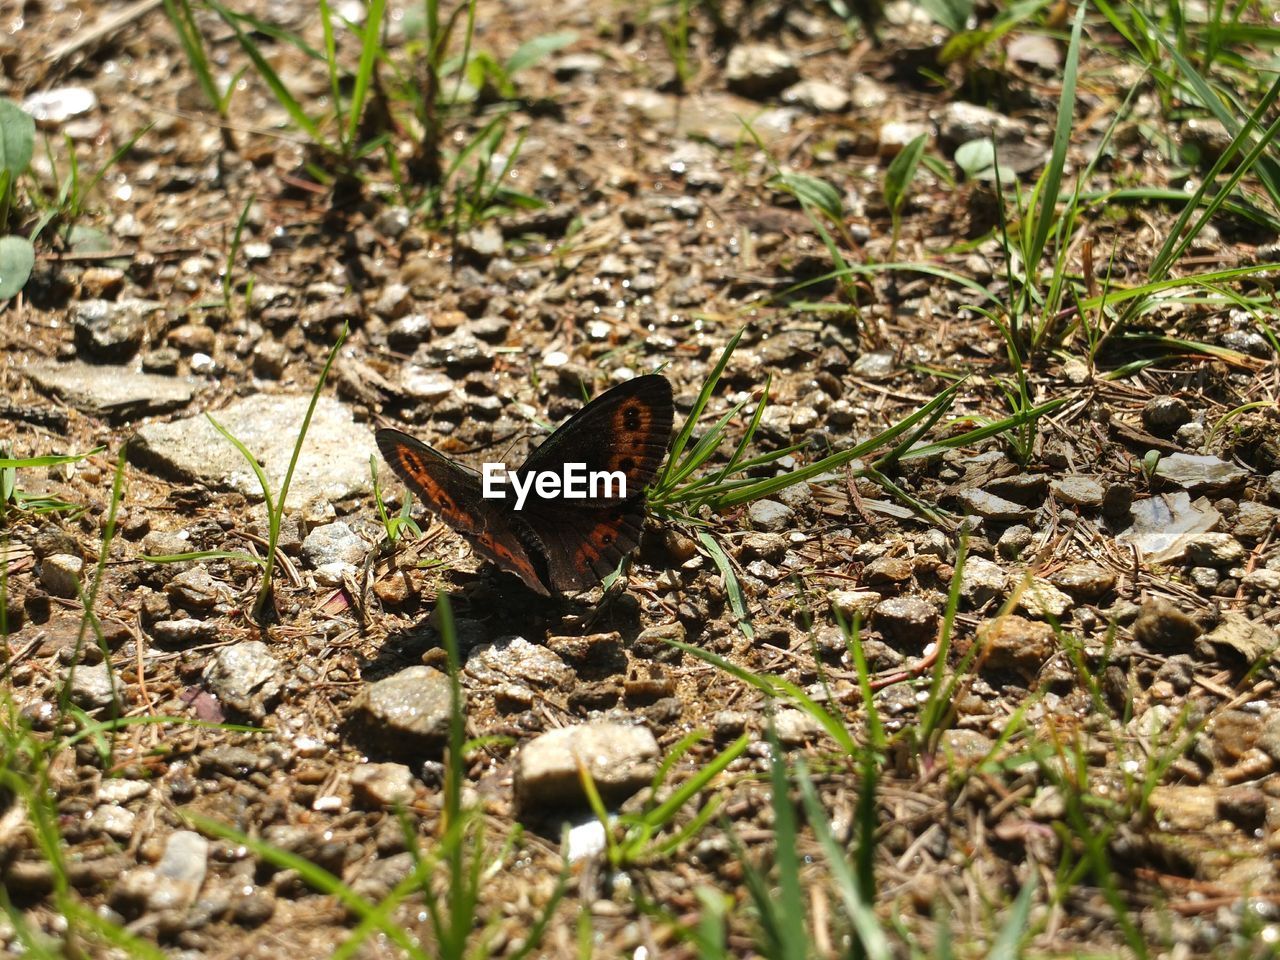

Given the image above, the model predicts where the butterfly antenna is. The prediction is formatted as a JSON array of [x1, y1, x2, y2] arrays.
[[447, 430, 533, 458]]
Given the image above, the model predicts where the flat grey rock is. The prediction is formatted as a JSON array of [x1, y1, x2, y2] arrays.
[[26, 362, 195, 422], [959, 488, 1034, 522], [748, 498, 794, 532], [203, 640, 283, 720], [725, 43, 799, 99], [353, 665, 455, 748], [68, 662, 122, 711], [1154, 452, 1249, 490], [131, 394, 375, 508], [466, 636, 574, 691], [515, 722, 659, 809]]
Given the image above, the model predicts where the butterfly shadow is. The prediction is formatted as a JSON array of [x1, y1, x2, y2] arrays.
[[357, 567, 647, 682], [346, 574, 654, 763]]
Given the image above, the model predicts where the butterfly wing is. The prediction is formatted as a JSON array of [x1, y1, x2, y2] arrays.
[[519, 500, 647, 593], [375, 428, 552, 595], [516, 375, 675, 592], [517, 374, 674, 508]]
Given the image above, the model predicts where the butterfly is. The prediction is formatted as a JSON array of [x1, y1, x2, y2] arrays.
[[376, 374, 674, 596]]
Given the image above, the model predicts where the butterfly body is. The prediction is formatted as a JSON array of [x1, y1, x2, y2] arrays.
[[376, 374, 674, 596]]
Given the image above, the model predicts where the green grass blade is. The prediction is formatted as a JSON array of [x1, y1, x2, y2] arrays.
[[77, 122, 153, 215], [841, 615, 886, 752], [693, 887, 729, 959], [696, 531, 753, 640], [1153, 20, 1280, 211], [644, 733, 748, 828], [272, 322, 348, 518], [794, 758, 891, 960], [505, 31, 578, 74], [206, 414, 276, 520], [668, 638, 857, 756], [316, 0, 341, 133], [160, 0, 222, 114], [656, 326, 747, 491], [763, 725, 808, 960], [703, 385, 963, 510], [884, 132, 928, 215], [710, 373, 771, 486], [0, 446, 105, 469], [1024, 3, 1084, 287], [770, 171, 844, 225], [345, 0, 388, 148], [206, 0, 330, 149], [785, 260, 1002, 308], [659, 398, 750, 491]]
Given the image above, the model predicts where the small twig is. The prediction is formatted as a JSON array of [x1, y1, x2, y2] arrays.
[[1, 633, 46, 678], [131, 615, 159, 726], [44, 0, 164, 67]]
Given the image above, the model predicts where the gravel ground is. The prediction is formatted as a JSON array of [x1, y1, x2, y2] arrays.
[[4, 0, 1280, 956]]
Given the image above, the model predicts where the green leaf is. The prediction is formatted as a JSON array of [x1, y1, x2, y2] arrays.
[[917, 0, 974, 32], [65, 224, 112, 253], [1024, 3, 1084, 281], [769, 171, 844, 223], [989, 874, 1038, 960], [884, 132, 929, 214], [697, 531, 754, 640], [0, 235, 34, 300], [506, 30, 578, 75], [954, 138, 1017, 182], [954, 138, 994, 177], [0, 98, 35, 177]]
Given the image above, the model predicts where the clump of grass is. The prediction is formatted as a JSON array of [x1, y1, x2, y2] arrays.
[[161, 0, 242, 145], [580, 729, 749, 871], [371, 457, 423, 547], [145, 324, 348, 622], [163, 0, 569, 227], [734, 728, 890, 960], [0, 704, 175, 959], [975, 6, 1280, 378], [643, 327, 1065, 636], [0, 95, 150, 302], [0, 447, 259, 954], [29, 123, 152, 245], [0, 446, 105, 523], [647, 327, 1067, 522], [185, 593, 566, 959]]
